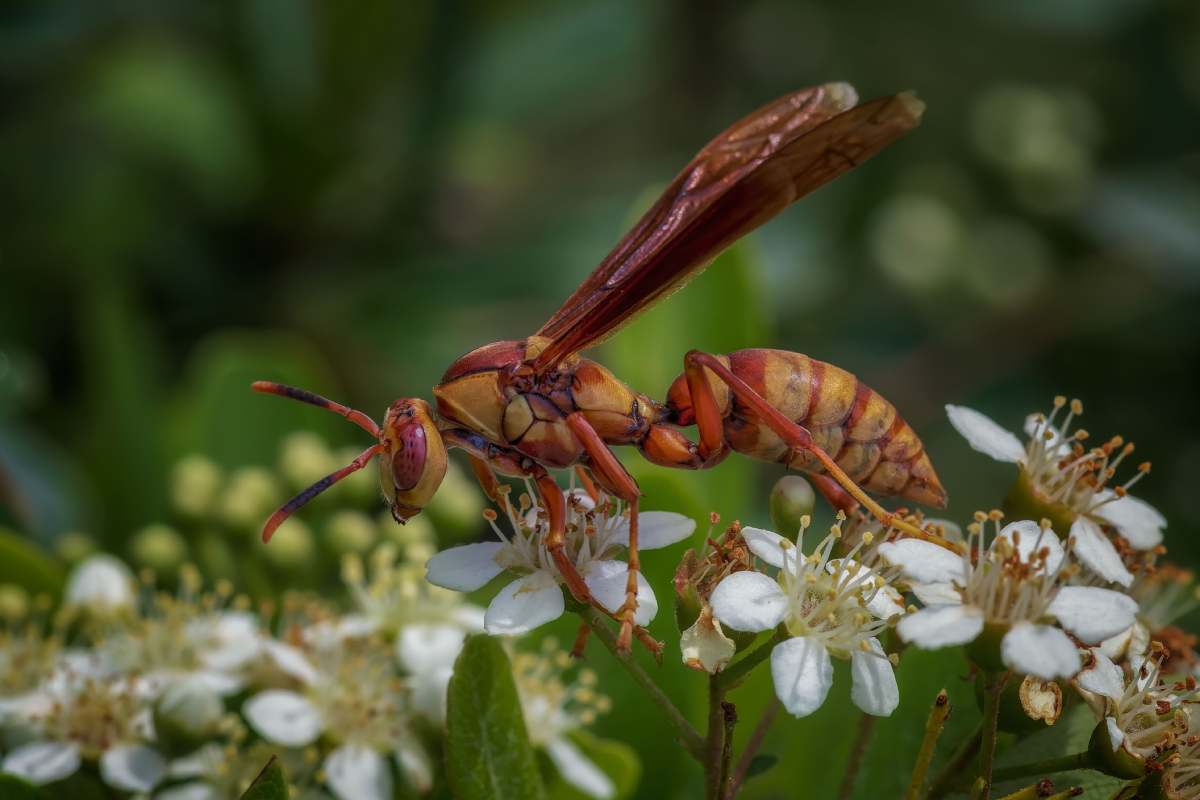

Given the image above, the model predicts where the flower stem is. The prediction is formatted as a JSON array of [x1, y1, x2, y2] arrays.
[[904, 689, 951, 800], [927, 723, 982, 799], [714, 629, 785, 692], [725, 697, 780, 800], [837, 712, 878, 800], [989, 752, 1091, 783], [978, 672, 1009, 800], [706, 678, 729, 800], [581, 607, 706, 759]]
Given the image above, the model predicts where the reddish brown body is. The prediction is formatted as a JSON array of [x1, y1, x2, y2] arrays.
[[433, 338, 944, 508]]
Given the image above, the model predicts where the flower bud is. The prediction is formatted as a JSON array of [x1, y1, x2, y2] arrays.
[[55, 531, 96, 564], [64, 554, 135, 612], [424, 461, 484, 539], [1003, 470, 1074, 538], [1087, 717, 1145, 779], [129, 523, 188, 575], [154, 678, 225, 754], [262, 518, 315, 568], [0, 583, 29, 620], [170, 455, 223, 518], [279, 432, 337, 491], [769, 476, 815, 537], [218, 467, 282, 532], [326, 510, 377, 555], [680, 604, 736, 674]]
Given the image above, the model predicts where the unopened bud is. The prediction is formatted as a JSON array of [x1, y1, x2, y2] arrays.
[[170, 455, 223, 518], [218, 468, 282, 532], [263, 519, 315, 568], [326, 510, 377, 555], [769, 476, 816, 536], [129, 523, 188, 574], [279, 432, 337, 491], [425, 461, 484, 538], [55, 531, 96, 564]]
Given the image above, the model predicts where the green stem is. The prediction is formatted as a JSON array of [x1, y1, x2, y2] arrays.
[[837, 712, 878, 800], [715, 629, 786, 692], [725, 697, 780, 800], [581, 608, 706, 759], [705, 678, 728, 800], [927, 723, 982, 799], [978, 672, 1009, 800], [989, 751, 1091, 783], [904, 689, 951, 800]]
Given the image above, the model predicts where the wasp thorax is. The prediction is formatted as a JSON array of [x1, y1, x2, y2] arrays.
[[380, 398, 447, 523]]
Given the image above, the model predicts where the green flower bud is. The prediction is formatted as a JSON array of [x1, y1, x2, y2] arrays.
[[0, 583, 29, 620], [170, 455, 223, 518], [279, 432, 336, 491], [325, 510, 377, 555], [425, 461, 484, 538], [55, 531, 96, 564], [1088, 716, 1147, 779], [129, 523, 188, 574], [154, 679, 225, 755], [769, 476, 815, 537], [218, 467, 282, 532], [263, 518, 315, 568]]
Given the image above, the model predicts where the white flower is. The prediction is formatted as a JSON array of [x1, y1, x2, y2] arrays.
[[884, 517, 1138, 680], [242, 644, 431, 799], [425, 493, 694, 636], [512, 642, 614, 799], [946, 399, 1165, 586], [64, 554, 135, 612], [710, 521, 902, 718]]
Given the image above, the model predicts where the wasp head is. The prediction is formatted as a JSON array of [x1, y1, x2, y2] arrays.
[[379, 398, 448, 523]]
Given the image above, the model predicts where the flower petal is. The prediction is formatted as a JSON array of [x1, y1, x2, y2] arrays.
[[1, 741, 81, 786], [897, 605, 984, 649], [396, 624, 467, 675], [545, 736, 615, 799], [611, 512, 695, 550], [945, 404, 1025, 463], [1048, 586, 1138, 644], [1106, 717, 1124, 751], [484, 572, 564, 635], [425, 542, 506, 591], [261, 640, 318, 686], [996, 520, 1064, 574], [394, 730, 434, 792], [680, 611, 736, 675], [325, 743, 392, 800], [64, 554, 135, 610], [243, 689, 323, 747], [770, 637, 834, 717], [910, 581, 962, 606], [157, 783, 219, 800], [1091, 493, 1165, 549], [850, 638, 899, 716], [100, 744, 166, 793], [1069, 516, 1133, 587], [709, 571, 788, 633], [878, 539, 966, 586], [1076, 650, 1125, 701], [583, 560, 657, 626], [741, 527, 796, 570], [1001, 623, 1082, 680]]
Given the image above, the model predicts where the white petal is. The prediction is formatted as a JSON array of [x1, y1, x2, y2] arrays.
[[611, 512, 695, 550], [1076, 650, 1125, 701], [1106, 716, 1124, 751], [770, 637, 834, 717], [261, 640, 318, 686], [394, 731, 434, 792], [680, 612, 736, 675], [850, 638, 899, 716], [100, 744, 167, 793], [709, 571, 788, 633], [911, 581, 963, 606], [425, 542, 506, 591], [64, 554, 135, 610], [325, 744, 392, 800], [157, 783, 219, 800], [396, 624, 467, 675], [453, 604, 486, 632], [1048, 586, 1138, 643], [243, 690, 323, 747], [583, 560, 657, 626], [1091, 493, 1165, 549], [484, 572, 564, 635], [996, 520, 1064, 574], [1001, 623, 1082, 680], [408, 667, 453, 722], [1069, 517, 1133, 587], [1097, 625, 1134, 661], [897, 605, 984, 649], [877, 539, 966, 586], [741, 527, 796, 570], [945, 404, 1025, 463], [545, 736, 615, 799], [2, 741, 81, 785]]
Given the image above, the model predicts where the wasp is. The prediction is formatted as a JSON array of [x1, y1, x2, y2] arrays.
[[253, 82, 945, 652]]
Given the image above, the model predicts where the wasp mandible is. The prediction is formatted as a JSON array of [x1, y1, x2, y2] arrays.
[[253, 82, 945, 654]]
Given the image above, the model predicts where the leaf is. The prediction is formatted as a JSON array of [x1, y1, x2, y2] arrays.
[[446, 634, 545, 800], [239, 755, 289, 800], [744, 753, 778, 780], [0, 526, 64, 598], [0, 774, 46, 800], [544, 730, 641, 800]]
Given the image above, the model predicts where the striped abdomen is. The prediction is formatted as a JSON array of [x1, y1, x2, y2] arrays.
[[668, 349, 946, 508]]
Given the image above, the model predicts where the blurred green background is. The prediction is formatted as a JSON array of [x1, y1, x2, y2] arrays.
[[2, 1, 1199, 797]]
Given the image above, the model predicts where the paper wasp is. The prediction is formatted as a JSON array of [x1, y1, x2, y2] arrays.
[[253, 82, 945, 652]]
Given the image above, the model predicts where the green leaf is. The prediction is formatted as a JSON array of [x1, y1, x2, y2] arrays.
[[0, 526, 64, 598], [544, 730, 641, 800], [0, 774, 46, 799], [744, 753, 778, 780], [239, 755, 289, 800], [446, 634, 545, 800]]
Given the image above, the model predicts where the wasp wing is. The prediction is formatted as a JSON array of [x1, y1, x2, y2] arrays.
[[532, 84, 924, 372]]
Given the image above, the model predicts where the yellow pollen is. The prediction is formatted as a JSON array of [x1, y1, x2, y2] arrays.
[[1053, 396, 1066, 408], [862, 531, 875, 545], [1070, 399, 1083, 414]]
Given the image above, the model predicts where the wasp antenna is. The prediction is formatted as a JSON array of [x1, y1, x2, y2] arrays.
[[251, 381, 381, 437], [262, 443, 384, 543]]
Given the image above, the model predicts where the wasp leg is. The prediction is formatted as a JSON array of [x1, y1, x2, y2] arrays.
[[682, 350, 930, 541], [810, 473, 859, 517], [574, 465, 602, 505]]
